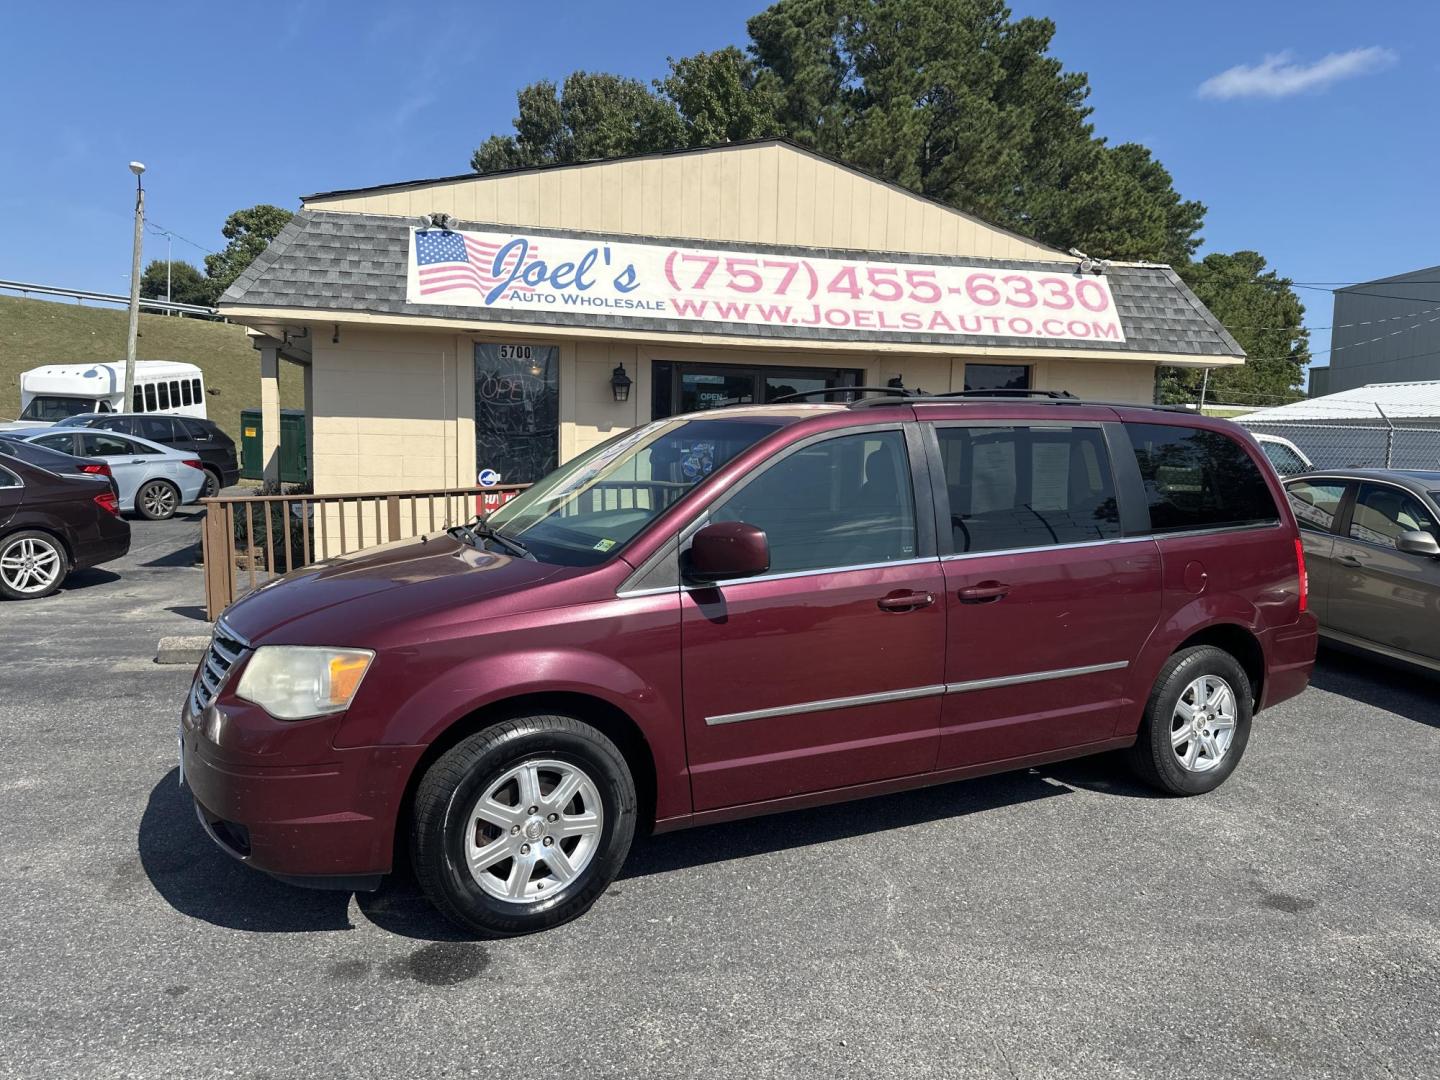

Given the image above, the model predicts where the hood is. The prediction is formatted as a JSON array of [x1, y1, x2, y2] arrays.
[[221, 533, 569, 643]]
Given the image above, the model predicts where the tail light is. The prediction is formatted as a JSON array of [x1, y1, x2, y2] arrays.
[[94, 491, 120, 516], [181, 458, 205, 471], [1295, 537, 1308, 613], [80, 462, 113, 480]]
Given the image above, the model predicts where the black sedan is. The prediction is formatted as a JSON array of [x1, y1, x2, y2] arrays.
[[0, 447, 130, 600]]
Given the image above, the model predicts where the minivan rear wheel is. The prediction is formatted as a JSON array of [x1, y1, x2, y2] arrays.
[[411, 715, 637, 936], [136, 479, 180, 521], [1126, 645, 1252, 796]]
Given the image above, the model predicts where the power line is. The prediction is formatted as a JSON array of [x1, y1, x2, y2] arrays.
[[1225, 300, 1440, 333], [146, 221, 215, 255]]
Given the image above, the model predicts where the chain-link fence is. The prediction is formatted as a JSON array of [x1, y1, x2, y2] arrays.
[[1229, 397, 1440, 471]]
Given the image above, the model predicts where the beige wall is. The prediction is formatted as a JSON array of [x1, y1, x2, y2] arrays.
[[308, 326, 472, 495], [306, 143, 1063, 262], [300, 325, 1158, 502]]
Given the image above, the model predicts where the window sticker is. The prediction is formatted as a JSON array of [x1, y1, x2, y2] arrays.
[[593, 538, 617, 552]]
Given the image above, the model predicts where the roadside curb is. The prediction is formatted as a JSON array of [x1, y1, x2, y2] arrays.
[[156, 635, 210, 666]]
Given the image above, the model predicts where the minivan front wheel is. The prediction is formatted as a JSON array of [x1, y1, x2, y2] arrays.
[[411, 715, 637, 936], [1127, 645, 1252, 796]]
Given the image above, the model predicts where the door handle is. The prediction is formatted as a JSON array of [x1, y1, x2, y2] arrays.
[[131, 459, 145, 464], [958, 581, 1011, 604], [1337, 554, 1364, 567], [876, 591, 935, 612]]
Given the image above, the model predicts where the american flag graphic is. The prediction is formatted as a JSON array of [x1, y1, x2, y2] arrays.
[[413, 230, 539, 300]]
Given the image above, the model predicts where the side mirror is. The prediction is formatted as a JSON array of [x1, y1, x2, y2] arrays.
[[1396, 530, 1440, 557], [685, 521, 770, 582]]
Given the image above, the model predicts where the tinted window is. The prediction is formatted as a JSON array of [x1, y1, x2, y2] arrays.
[[191, 378, 203, 403], [709, 430, 916, 574], [964, 364, 1031, 392], [132, 385, 144, 411], [141, 417, 178, 443], [157, 382, 171, 410], [144, 384, 157, 411], [33, 434, 78, 455], [1126, 423, 1279, 533], [81, 433, 138, 457], [0, 438, 81, 470], [1348, 483, 1439, 548], [18, 396, 94, 422], [178, 418, 211, 441], [936, 425, 1120, 553], [0, 465, 18, 488], [180, 380, 193, 406], [1286, 481, 1347, 534]]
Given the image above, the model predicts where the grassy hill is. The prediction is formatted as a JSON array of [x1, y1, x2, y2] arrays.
[[0, 295, 304, 441]]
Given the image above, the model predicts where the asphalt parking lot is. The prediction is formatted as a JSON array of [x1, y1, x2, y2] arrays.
[[1, 512, 1437, 1079]]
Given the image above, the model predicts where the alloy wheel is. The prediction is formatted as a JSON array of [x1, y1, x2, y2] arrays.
[[140, 482, 178, 518], [0, 536, 63, 595], [463, 758, 604, 904], [1170, 674, 1237, 773]]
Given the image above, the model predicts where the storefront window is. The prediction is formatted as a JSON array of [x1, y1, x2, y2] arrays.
[[653, 361, 864, 418], [963, 364, 1031, 392], [475, 343, 559, 485]]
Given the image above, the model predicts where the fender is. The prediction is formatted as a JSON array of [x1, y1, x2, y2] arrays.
[[332, 592, 689, 820], [1118, 593, 1264, 738]]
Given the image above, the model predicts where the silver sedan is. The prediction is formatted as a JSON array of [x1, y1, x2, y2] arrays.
[[15, 427, 207, 520]]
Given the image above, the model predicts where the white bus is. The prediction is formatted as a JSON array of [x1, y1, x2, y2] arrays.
[[9, 361, 207, 425]]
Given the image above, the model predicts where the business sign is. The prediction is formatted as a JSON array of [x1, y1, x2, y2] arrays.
[[407, 228, 1125, 344]]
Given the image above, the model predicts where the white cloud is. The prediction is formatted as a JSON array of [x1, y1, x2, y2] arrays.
[[1198, 47, 1397, 100]]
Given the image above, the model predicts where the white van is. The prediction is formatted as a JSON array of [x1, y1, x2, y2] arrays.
[[10, 361, 207, 425]]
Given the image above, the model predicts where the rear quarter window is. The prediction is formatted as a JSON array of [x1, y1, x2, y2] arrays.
[[1125, 422, 1279, 534]]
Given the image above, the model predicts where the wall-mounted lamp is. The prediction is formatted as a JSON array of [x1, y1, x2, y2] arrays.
[[610, 364, 633, 403], [332, 324, 340, 344]]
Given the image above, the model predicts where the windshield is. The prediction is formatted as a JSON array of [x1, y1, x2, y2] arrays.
[[19, 396, 97, 423], [0, 436, 82, 470], [485, 417, 787, 566]]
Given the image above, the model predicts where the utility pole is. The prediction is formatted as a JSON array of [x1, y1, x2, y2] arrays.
[[125, 161, 146, 410]]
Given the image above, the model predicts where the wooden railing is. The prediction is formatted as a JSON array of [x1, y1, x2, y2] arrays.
[[199, 483, 530, 619]]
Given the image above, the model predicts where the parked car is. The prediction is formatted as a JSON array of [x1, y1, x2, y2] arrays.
[[12, 428, 206, 520], [0, 434, 117, 493], [181, 392, 1317, 935], [1254, 433, 1313, 477], [56, 413, 238, 497], [0, 446, 130, 600], [1284, 468, 1440, 672]]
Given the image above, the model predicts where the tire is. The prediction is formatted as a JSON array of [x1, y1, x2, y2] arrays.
[[136, 479, 181, 521], [202, 468, 222, 499], [1126, 645, 1253, 796], [0, 530, 69, 600], [411, 715, 637, 936]]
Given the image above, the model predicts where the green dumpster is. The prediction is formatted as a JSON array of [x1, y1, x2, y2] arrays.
[[240, 407, 310, 484]]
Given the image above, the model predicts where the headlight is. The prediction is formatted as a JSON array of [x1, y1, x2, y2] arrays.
[[235, 646, 375, 720]]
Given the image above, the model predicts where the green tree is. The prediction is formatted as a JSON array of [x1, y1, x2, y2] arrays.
[[202, 205, 295, 303], [138, 259, 212, 306], [471, 1, 1203, 265], [1159, 252, 1310, 406], [472, 72, 687, 172]]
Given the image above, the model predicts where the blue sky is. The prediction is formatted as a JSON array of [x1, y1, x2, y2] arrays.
[[3, 0, 1437, 369]]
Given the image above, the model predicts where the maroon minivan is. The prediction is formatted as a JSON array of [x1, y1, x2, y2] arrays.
[[180, 392, 1317, 934]]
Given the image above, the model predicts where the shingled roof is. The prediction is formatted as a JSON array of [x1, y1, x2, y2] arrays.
[[221, 210, 1244, 359]]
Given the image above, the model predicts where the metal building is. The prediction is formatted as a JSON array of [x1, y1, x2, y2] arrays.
[[1316, 265, 1440, 395]]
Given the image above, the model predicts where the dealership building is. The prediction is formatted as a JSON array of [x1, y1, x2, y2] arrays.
[[219, 140, 1244, 493]]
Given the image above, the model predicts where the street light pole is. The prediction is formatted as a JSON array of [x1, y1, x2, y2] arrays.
[[125, 161, 146, 411]]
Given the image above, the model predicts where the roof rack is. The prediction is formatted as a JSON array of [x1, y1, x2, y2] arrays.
[[850, 390, 1194, 413], [767, 386, 917, 405]]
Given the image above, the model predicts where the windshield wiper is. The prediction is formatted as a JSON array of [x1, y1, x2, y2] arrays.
[[448, 518, 532, 559]]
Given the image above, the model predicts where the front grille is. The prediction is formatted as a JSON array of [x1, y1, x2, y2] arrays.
[[190, 620, 248, 713]]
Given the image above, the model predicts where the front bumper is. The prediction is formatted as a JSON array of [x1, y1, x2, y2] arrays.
[[180, 693, 425, 887]]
